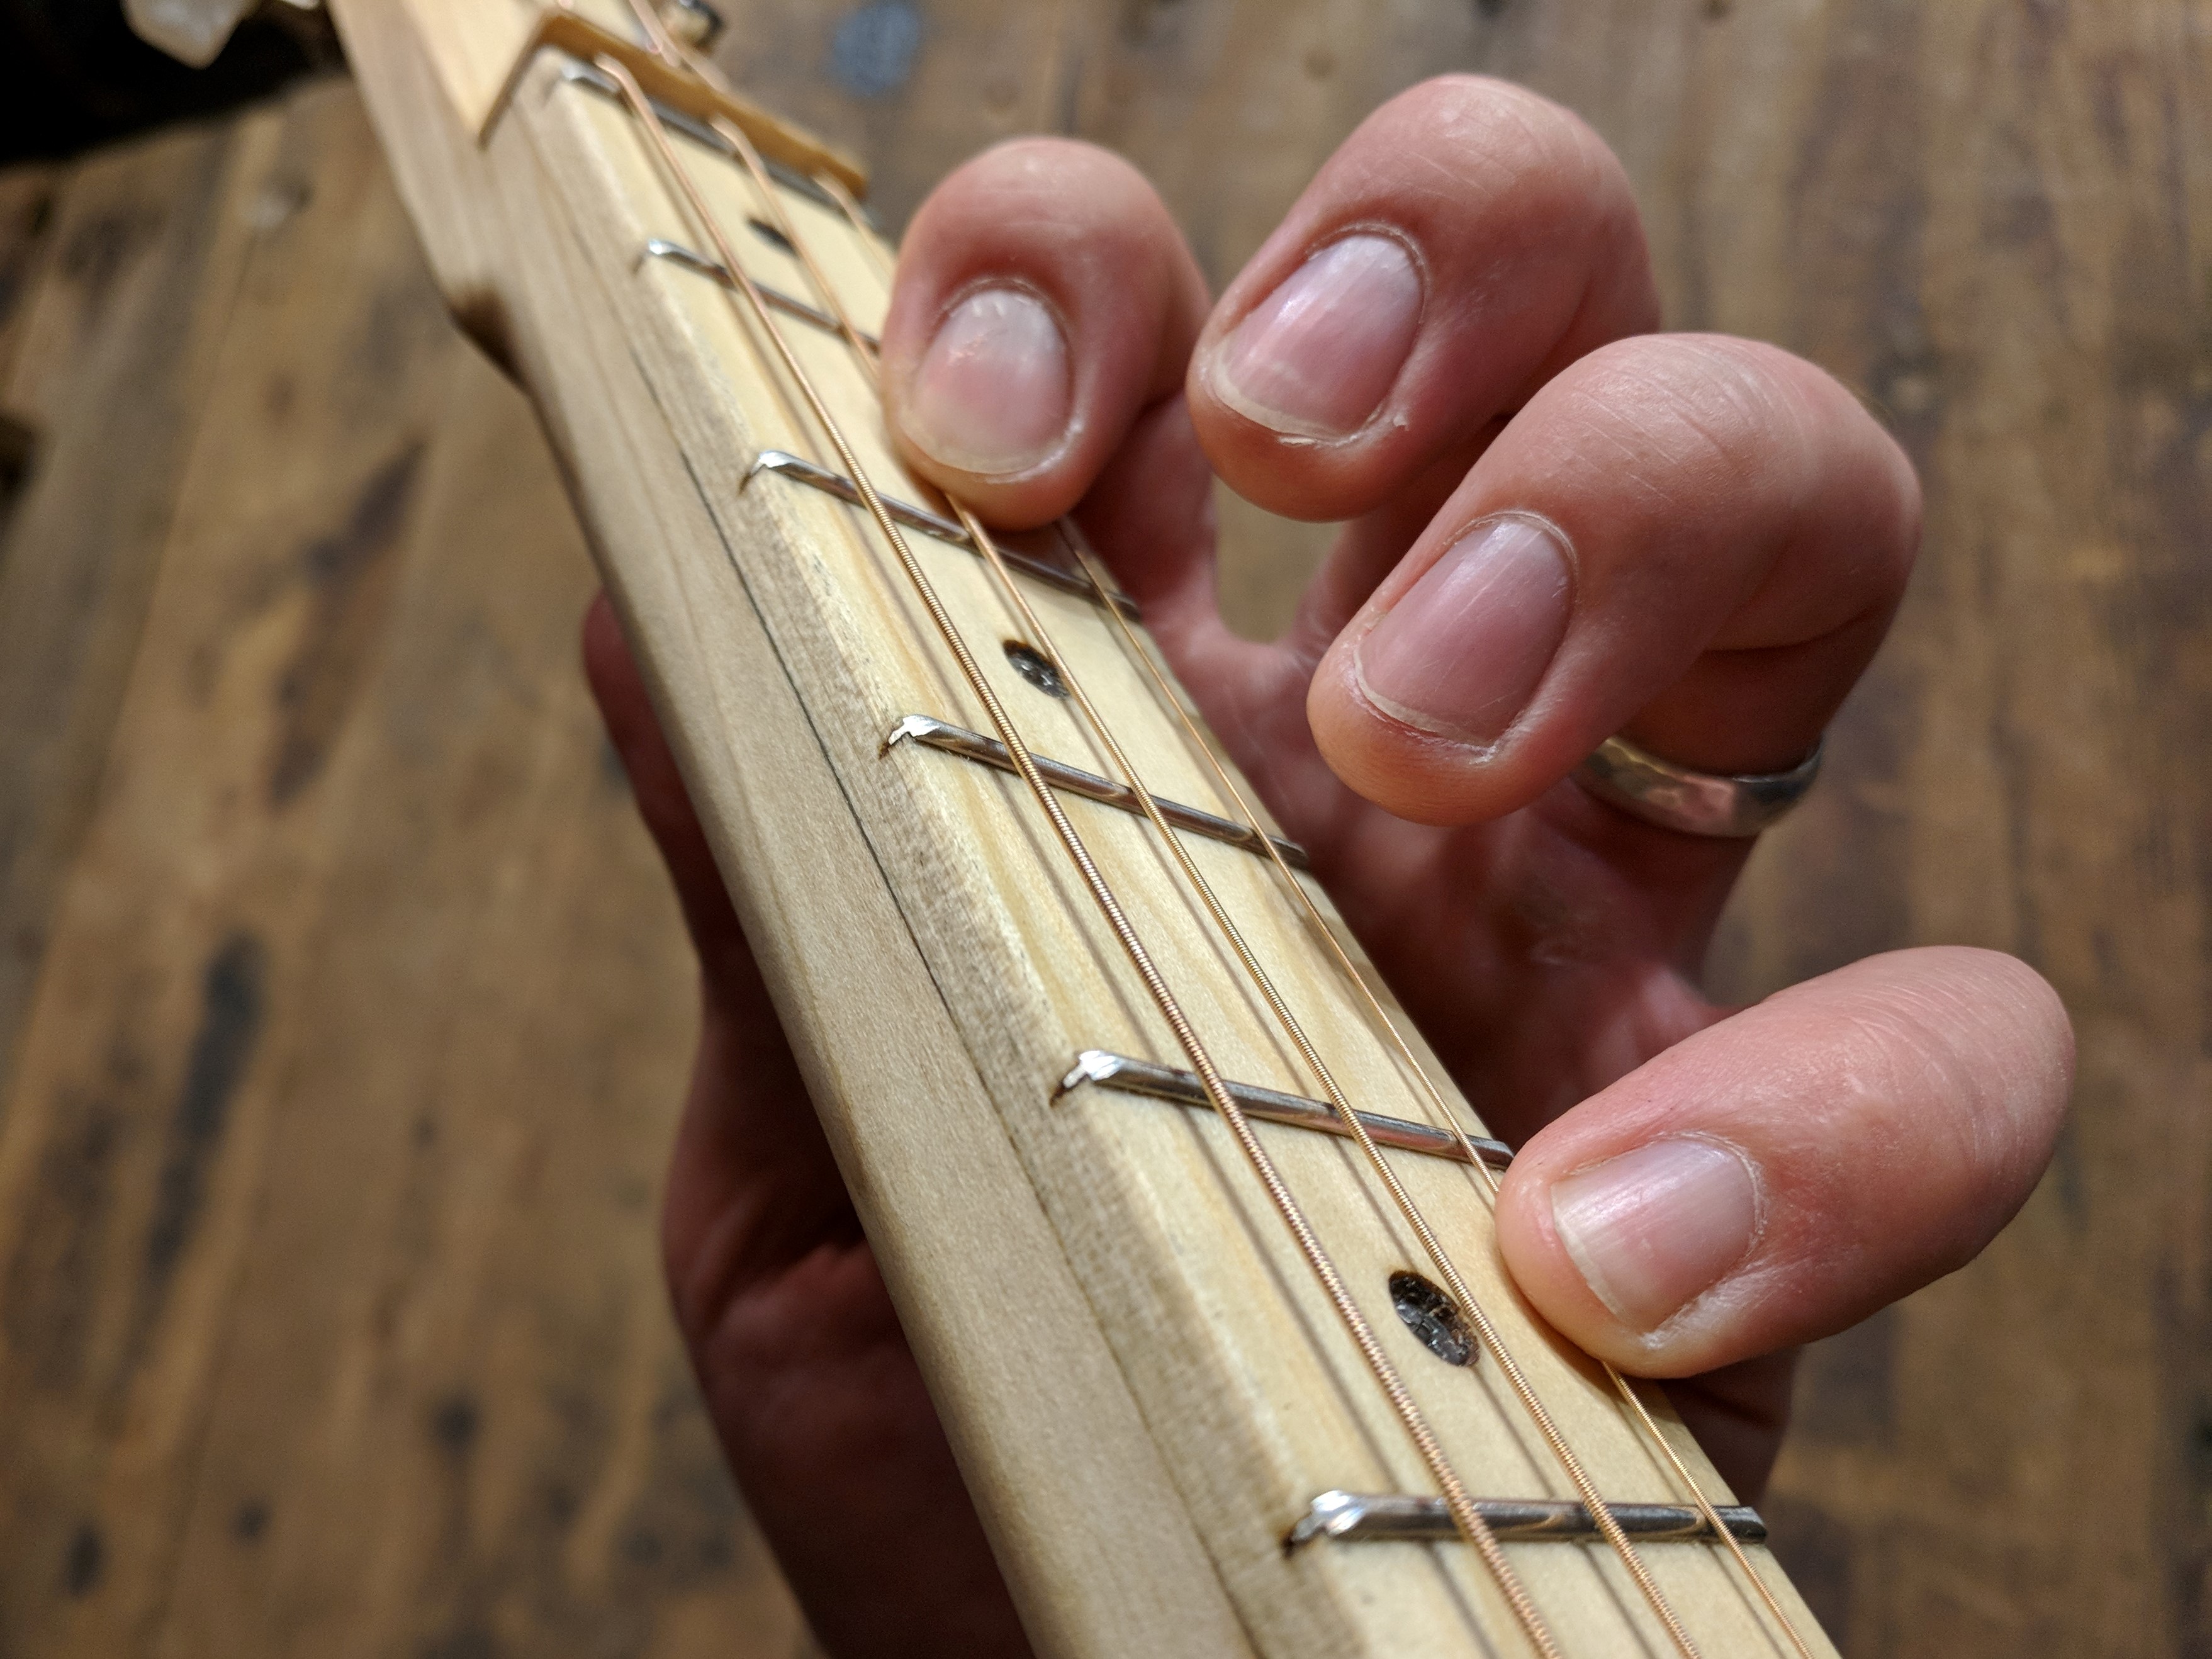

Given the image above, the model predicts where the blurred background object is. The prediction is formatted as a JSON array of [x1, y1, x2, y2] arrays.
[[0, 0, 334, 154], [0, 4, 2204, 1657]]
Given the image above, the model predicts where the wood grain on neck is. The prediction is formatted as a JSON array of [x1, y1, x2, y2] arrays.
[[325, 4, 1838, 1653]]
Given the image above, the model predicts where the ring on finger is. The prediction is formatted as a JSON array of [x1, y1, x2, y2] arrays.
[[1573, 733, 1823, 839]]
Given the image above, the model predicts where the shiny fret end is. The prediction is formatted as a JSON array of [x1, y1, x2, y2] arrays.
[[1286, 1490, 1768, 1551]]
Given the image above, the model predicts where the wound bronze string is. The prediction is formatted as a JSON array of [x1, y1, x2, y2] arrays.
[[758, 122, 1733, 1659], [588, 55, 1568, 1659], [815, 153, 1809, 1659], [702, 101, 1585, 1655], [1043, 527, 1815, 1659]]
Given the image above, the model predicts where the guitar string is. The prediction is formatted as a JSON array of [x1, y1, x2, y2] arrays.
[[620, 0, 683, 59], [813, 157, 1808, 1659], [695, 97, 1575, 1659], [618, 9, 1804, 1650], [1052, 518, 1813, 1659], [736, 121, 1717, 1659], [586, 54, 1564, 1659]]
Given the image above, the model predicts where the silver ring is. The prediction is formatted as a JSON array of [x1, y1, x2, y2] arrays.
[[1573, 734, 1822, 838]]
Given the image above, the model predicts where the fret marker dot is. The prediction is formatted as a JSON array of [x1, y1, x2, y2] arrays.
[[1004, 641, 1069, 699], [1390, 1270, 1476, 1368]]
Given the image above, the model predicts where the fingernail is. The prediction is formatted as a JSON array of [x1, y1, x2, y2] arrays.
[[1353, 515, 1572, 744], [1550, 1139, 1763, 1334], [1213, 233, 1422, 437], [904, 286, 1072, 475]]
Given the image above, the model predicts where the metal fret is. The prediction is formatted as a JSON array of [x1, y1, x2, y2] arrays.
[[493, 30, 1809, 1658], [747, 452, 1139, 616], [1287, 1491, 1767, 1549], [552, 59, 848, 207], [884, 715, 1306, 868], [1056, 1050, 1510, 1169], [641, 238, 875, 344]]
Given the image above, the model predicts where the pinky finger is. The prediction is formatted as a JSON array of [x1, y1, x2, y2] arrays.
[[1494, 947, 2073, 1377]]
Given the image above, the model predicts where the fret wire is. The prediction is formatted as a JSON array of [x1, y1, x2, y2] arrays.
[[590, 59, 1563, 1659], [700, 101, 1581, 1659], [1033, 513, 1815, 1659], [716, 110, 1566, 1654], [807, 159, 1778, 1656], [795, 144, 1724, 1656], [1023, 532, 1714, 1659]]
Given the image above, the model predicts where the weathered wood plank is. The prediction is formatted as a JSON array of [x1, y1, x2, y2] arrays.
[[0, 79, 802, 1659], [0, 111, 279, 1098], [0, 160, 61, 492]]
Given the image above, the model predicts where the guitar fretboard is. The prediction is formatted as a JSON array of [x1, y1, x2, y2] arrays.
[[335, 3, 1841, 1653]]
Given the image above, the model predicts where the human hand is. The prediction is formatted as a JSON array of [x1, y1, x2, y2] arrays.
[[587, 76, 2073, 1659]]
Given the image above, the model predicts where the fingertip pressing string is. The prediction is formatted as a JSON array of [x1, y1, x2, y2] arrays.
[[592, 28, 1813, 1654]]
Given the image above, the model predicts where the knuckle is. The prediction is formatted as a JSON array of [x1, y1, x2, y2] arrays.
[[1540, 337, 1792, 494]]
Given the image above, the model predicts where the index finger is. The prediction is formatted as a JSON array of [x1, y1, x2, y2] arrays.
[[877, 137, 1210, 529]]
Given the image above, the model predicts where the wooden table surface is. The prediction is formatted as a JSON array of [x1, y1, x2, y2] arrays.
[[0, 4, 2200, 1656]]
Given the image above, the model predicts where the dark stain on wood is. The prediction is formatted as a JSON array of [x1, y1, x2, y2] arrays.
[[268, 441, 421, 806], [1789, 0, 1940, 459], [2158, 1241, 2212, 1654], [418, 1623, 496, 1659], [1, 1099, 119, 1392], [142, 933, 266, 1283], [0, 120, 252, 1097], [430, 1392, 481, 1456], [53, 205, 156, 331], [603, 1379, 748, 1596], [108, 933, 271, 1386], [0, 181, 55, 326], [61, 1520, 103, 1598]]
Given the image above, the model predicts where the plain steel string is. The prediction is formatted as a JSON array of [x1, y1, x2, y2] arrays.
[[700, 99, 1574, 1657], [587, 57, 1564, 1659], [741, 123, 1724, 1659]]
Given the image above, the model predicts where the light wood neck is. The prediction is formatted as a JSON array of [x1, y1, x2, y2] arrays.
[[325, 4, 1839, 1653]]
